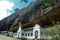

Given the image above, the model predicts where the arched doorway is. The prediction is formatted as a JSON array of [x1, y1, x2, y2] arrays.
[[35, 31, 38, 38]]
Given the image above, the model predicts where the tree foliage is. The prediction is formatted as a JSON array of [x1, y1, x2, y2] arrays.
[[42, 0, 55, 8], [45, 23, 60, 40], [20, 0, 28, 3], [20, 0, 56, 8], [14, 8, 19, 12]]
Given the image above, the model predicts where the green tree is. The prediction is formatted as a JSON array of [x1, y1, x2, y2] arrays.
[[45, 23, 60, 40], [20, 0, 56, 8], [20, 0, 28, 3], [42, 0, 55, 8], [14, 8, 19, 12]]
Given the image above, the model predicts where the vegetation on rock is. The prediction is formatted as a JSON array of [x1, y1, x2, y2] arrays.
[[45, 23, 60, 40], [42, 0, 55, 8]]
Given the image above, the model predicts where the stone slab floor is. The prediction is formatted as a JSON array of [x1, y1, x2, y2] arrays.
[[0, 35, 20, 40]]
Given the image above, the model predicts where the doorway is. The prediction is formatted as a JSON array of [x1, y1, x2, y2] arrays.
[[35, 31, 38, 38]]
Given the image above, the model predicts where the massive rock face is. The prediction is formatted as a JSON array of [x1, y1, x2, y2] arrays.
[[0, 13, 19, 31], [0, 0, 60, 31], [0, 0, 42, 31]]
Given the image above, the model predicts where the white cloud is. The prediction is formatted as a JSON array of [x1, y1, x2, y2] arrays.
[[0, 0, 14, 20]]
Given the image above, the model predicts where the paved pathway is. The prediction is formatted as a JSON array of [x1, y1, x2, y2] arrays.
[[0, 35, 20, 40]]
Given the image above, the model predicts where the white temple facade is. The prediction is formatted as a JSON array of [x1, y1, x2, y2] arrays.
[[15, 24, 52, 39]]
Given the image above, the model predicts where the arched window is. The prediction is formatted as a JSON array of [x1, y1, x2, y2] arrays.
[[31, 33, 33, 36], [28, 33, 30, 36], [25, 33, 27, 36], [35, 31, 38, 38], [22, 33, 24, 36]]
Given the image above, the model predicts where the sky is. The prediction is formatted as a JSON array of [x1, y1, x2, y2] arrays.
[[0, 0, 35, 20]]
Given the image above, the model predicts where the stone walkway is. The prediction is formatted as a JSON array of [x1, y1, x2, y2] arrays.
[[0, 35, 20, 40]]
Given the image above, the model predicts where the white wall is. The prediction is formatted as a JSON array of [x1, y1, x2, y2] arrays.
[[9, 24, 51, 39], [33, 24, 40, 39], [16, 24, 41, 39], [21, 31, 34, 39], [17, 26, 22, 38]]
